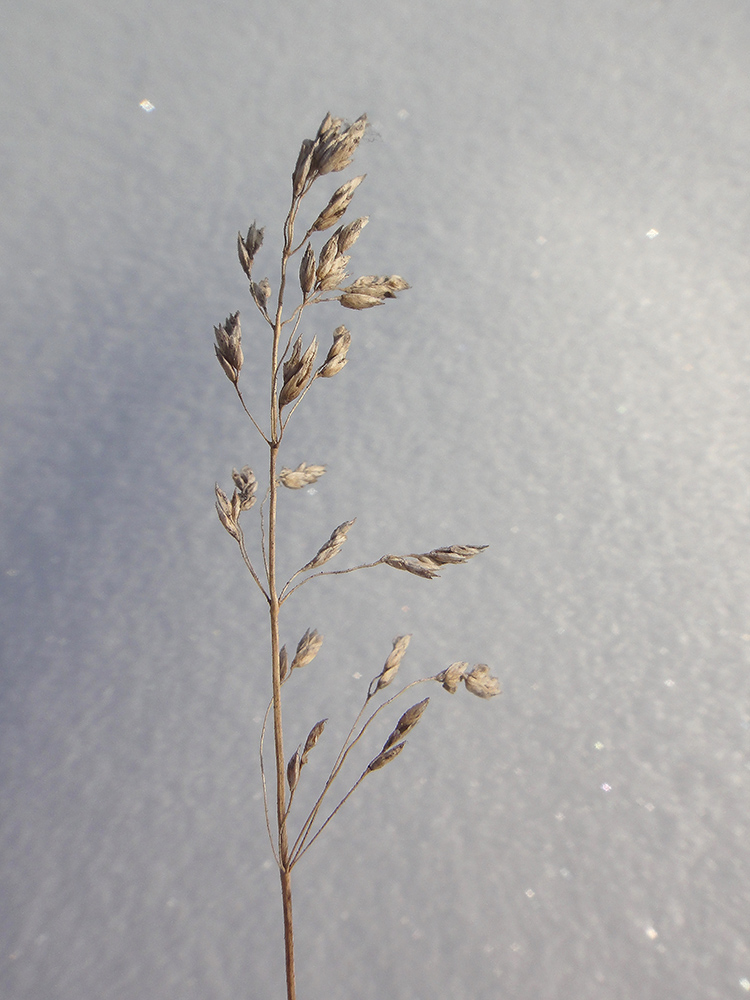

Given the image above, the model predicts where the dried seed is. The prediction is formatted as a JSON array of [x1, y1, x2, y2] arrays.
[[368, 635, 412, 696], [301, 718, 328, 764], [318, 256, 350, 291], [231, 466, 258, 510], [311, 175, 366, 231], [316, 230, 342, 283], [319, 326, 351, 378], [213, 312, 243, 383], [367, 741, 405, 772], [292, 138, 315, 197], [301, 519, 356, 572], [278, 462, 326, 489], [337, 216, 368, 253], [418, 545, 488, 568], [214, 484, 240, 541], [315, 115, 368, 176], [384, 545, 487, 578], [237, 222, 264, 277], [339, 292, 384, 310], [287, 748, 302, 791], [382, 554, 440, 579], [291, 628, 323, 671], [279, 645, 289, 683], [251, 278, 271, 313], [436, 661, 468, 694], [342, 275, 410, 299], [463, 664, 501, 699], [299, 243, 316, 297], [383, 697, 430, 751], [394, 698, 430, 738], [279, 337, 318, 409]]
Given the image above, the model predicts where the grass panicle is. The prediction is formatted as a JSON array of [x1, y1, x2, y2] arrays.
[[211, 111, 500, 1000]]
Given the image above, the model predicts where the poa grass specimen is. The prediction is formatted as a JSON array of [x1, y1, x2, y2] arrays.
[[213, 112, 500, 1000]]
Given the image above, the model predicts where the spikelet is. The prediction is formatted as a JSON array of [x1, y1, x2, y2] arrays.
[[237, 222, 264, 278], [382, 698, 430, 751], [301, 719, 327, 764], [383, 545, 488, 579], [300, 519, 356, 572], [290, 629, 323, 671], [367, 742, 405, 772], [311, 176, 366, 232], [299, 243, 316, 297], [279, 463, 326, 489], [279, 337, 318, 410], [436, 661, 468, 694], [231, 466, 258, 511], [318, 326, 351, 378], [463, 664, 501, 699], [368, 635, 412, 697], [214, 312, 243, 384]]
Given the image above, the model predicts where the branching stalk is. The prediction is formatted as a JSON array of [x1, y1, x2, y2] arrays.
[[211, 112, 498, 1000]]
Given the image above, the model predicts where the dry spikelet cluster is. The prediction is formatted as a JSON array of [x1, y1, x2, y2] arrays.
[[210, 112, 499, 1000]]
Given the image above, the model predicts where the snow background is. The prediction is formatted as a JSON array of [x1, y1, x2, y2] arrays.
[[2, 0, 750, 998]]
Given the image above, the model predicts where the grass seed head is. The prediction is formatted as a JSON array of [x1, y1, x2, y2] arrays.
[[301, 519, 356, 572], [383, 698, 430, 751], [369, 635, 412, 696], [231, 466, 258, 510], [367, 741, 405, 772], [437, 661, 468, 694], [337, 216, 369, 253], [299, 243, 316, 297], [463, 664, 501, 699], [279, 463, 326, 489], [319, 326, 351, 378], [287, 748, 302, 791], [214, 312, 243, 383], [312, 175, 366, 231], [301, 719, 328, 764], [291, 628, 324, 671], [237, 222, 264, 278]]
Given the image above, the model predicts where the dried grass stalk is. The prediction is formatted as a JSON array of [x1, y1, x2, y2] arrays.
[[211, 111, 497, 1000]]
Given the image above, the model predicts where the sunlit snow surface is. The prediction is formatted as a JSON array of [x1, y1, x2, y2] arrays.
[[2, 1, 750, 999]]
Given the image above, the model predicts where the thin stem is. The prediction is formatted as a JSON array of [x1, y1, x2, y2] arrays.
[[237, 526, 270, 603], [268, 193, 303, 1000], [234, 385, 270, 444], [290, 676, 433, 865], [292, 772, 369, 865], [259, 697, 281, 866], [281, 558, 386, 603]]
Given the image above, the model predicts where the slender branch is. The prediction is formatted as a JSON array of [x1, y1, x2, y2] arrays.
[[290, 677, 433, 865], [281, 558, 387, 603], [292, 772, 369, 865], [259, 485, 271, 581], [259, 697, 281, 866], [237, 525, 270, 603], [234, 384, 270, 444]]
